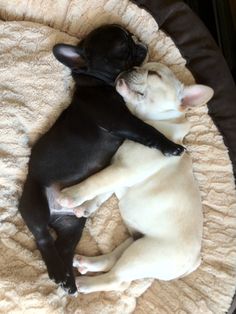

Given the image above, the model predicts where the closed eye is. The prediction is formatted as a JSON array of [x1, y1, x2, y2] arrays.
[[148, 70, 162, 79]]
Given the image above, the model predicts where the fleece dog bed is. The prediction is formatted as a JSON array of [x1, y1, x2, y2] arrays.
[[0, 0, 236, 313]]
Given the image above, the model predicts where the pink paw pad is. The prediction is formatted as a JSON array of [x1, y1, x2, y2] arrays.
[[78, 266, 87, 274], [57, 197, 74, 207], [73, 206, 86, 217]]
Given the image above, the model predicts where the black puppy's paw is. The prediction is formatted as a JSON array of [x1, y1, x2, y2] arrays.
[[161, 142, 185, 157], [48, 263, 67, 285], [61, 273, 78, 296], [49, 268, 77, 295], [50, 273, 67, 287], [47, 262, 76, 294]]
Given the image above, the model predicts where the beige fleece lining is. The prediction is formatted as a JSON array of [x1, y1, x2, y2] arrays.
[[0, 1, 236, 313]]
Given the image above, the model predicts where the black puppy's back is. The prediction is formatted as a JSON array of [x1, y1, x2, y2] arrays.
[[29, 81, 125, 188]]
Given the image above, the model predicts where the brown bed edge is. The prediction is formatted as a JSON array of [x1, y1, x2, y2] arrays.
[[131, 1, 236, 313]]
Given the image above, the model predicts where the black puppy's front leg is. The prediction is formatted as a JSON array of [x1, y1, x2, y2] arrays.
[[112, 113, 184, 156], [88, 94, 184, 156]]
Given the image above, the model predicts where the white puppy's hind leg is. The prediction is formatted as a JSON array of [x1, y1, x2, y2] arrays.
[[76, 237, 199, 293], [76, 237, 154, 293], [77, 273, 131, 293], [74, 237, 133, 274]]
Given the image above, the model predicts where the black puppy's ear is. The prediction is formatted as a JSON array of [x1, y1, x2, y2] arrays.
[[53, 44, 86, 69]]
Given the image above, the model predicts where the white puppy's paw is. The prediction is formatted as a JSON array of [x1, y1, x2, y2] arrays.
[[56, 187, 84, 208], [73, 206, 87, 218], [76, 276, 94, 294], [73, 203, 96, 218], [73, 255, 97, 274]]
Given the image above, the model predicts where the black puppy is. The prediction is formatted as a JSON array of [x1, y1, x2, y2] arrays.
[[19, 25, 184, 295]]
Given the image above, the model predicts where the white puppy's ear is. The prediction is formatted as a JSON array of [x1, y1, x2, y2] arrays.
[[116, 79, 138, 103], [181, 85, 214, 110], [116, 79, 129, 98]]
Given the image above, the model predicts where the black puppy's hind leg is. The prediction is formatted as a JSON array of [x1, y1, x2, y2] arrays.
[[50, 215, 86, 295], [19, 175, 69, 287]]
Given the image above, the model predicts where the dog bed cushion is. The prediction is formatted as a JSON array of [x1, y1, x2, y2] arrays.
[[0, 1, 236, 313]]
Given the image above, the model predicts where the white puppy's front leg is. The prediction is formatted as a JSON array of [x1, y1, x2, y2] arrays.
[[57, 165, 131, 208]]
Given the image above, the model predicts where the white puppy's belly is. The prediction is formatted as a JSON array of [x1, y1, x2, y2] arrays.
[[119, 155, 202, 241]]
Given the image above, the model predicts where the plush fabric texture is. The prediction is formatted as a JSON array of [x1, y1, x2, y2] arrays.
[[0, 1, 236, 313]]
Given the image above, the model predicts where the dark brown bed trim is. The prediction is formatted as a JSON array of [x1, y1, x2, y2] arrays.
[[131, 0, 236, 312]]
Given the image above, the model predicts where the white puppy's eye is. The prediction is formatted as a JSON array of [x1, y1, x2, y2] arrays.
[[148, 70, 162, 79], [137, 91, 144, 96]]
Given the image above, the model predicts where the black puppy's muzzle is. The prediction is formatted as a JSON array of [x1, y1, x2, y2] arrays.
[[133, 43, 148, 66], [111, 24, 148, 67]]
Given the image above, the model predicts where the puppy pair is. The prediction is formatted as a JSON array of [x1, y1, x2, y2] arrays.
[[58, 62, 214, 293], [19, 25, 184, 294]]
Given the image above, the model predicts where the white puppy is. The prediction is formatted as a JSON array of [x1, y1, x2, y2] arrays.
[[57, 62, 214, 293]]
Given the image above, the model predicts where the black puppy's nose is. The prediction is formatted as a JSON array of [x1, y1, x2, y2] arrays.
[[134, 44, 148, 65]]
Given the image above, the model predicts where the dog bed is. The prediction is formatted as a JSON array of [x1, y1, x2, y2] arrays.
[[0, 0, 236, 313]]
